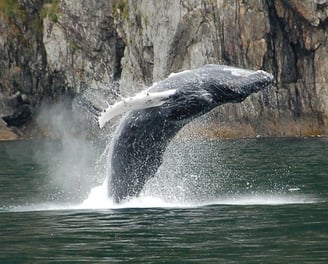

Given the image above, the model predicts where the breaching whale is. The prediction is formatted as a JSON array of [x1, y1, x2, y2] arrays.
[[98, 64, 274, 203]]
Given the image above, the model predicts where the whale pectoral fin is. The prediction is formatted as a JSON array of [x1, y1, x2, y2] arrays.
[[98, 89, 177, 128]]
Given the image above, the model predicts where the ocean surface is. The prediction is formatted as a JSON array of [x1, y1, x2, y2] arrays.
[[0, 137, 327, 263]]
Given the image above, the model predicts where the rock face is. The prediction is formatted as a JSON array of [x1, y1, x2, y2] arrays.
[[0, 0, 328, 139]]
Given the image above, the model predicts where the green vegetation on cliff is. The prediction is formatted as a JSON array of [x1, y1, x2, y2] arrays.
[[41, 0, 60, 22], [0, 0, 59, 22], [0, 0, 25, 19], [114, 0, 129, 20]]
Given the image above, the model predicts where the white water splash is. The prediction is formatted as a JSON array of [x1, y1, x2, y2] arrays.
[[4, 188, 320, 213], [79, 189, 321, 209]]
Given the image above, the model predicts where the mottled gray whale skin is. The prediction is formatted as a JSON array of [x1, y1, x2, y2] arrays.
[[108, 64, 274, 203]]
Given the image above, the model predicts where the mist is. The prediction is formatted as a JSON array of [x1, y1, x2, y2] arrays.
[[33, 92, 113, 203]]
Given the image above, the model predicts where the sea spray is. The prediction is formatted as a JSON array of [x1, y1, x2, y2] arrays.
[[34, 102, 98, 202], [33, 86, 116, 203], [28, 79, 314, 209]]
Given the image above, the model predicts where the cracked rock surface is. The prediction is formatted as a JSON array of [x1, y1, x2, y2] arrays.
[[1, 0, 328, 139]]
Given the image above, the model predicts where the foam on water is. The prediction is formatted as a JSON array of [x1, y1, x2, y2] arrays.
[[3, 182, 320, 213], [78, 186, 322, 208]]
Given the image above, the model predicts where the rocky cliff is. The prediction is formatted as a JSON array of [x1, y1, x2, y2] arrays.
[[0, 0, 328, 140]]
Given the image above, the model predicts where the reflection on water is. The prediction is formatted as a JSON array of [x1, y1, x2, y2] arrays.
[[0, 137, 328, 263]]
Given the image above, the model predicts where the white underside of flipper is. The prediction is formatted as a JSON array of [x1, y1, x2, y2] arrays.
[[98, 88, 177, 128]]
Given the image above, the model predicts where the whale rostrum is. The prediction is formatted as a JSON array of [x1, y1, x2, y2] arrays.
[[99, 64, 274, 203]]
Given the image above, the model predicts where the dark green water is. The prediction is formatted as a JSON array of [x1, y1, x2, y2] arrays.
[[0, 138, 327, 263]]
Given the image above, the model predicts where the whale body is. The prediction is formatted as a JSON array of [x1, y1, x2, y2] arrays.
[[99, 64, 274, 203]]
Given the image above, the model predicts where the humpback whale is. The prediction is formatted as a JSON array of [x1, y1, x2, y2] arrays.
[[98, 64, 274, 203]]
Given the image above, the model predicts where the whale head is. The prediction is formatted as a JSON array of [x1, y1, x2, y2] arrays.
[[98, 64, 274, 128], [160, 64, 274, 121], [200, 64, 274, 104]]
